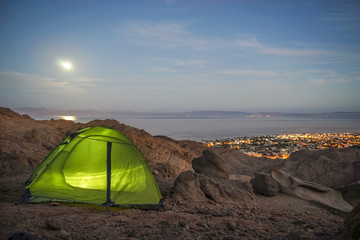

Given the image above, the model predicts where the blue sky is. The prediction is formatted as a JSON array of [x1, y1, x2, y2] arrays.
[[0, 0, 359, 113]]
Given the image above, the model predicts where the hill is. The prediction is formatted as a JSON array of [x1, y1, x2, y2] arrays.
[[0, 107, 203, 179], [0, 107, 359, 239]]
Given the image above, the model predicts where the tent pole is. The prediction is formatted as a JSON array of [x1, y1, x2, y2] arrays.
[[106, 142, 112, 211]]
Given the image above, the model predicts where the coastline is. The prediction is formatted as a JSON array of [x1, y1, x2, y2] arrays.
[[23, 115, 360, 141]]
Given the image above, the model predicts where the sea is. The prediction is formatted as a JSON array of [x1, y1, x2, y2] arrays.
[[70, 116, 360, 141]]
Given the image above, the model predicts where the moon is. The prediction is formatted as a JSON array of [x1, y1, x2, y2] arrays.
[[62, 62, 72, 70]]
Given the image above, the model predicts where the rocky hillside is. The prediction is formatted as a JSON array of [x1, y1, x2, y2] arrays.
[[212, 144, 360, 189], [0, 107, 204, 178], [279, 146, 360, 188], [1, 107, 360, 239]]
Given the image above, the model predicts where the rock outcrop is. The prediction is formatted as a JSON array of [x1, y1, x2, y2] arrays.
[[271, 169, 353, 214], [215, 148, 283, 177], [279, 147, 360, 188], [192, 150, 229, 179], [250, 172, 279, 197], [173, 171, 256, 204]]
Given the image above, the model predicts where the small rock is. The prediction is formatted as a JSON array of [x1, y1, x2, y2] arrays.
[[223, 236, 235, 240], [159, 220, 170, 226], [178, 220, 187, 228], [293, 219, 307, 225], [226, 210, 235, 217], [196, 222, 208, 229], [50, 202, 60, 206], [56, 230, 71, 240], [225, 221, 236, 231], [160, 226, 175, 238], [112, 212, 120, 216], [45, 219, 61, 230], [8, 231, 36, 240]]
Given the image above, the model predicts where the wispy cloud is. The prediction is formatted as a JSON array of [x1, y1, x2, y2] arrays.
[[163, 0, 177, 4], [248, 80, 294, 90], [309, 78, 327, 86], [304, 69, 336, 77], [0, 71, 86, 93], [332, 78, 349, 84], [115, 20, 331, 58], [234, 38, 329, 57], [304, 69, 355, 84], [116, 20, 213, 50], [317, 4, 360, 32], [75, 77, 104, 86], [217, 69, 276, 77], [175, 59, 209, 66], [149, 67, 177, 73]]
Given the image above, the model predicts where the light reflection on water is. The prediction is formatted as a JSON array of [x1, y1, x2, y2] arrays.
[[57, 116, 77, 121]]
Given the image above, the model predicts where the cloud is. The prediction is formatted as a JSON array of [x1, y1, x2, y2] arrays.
[[149, 67, 177, 73], [249, 80, 294, 90], [75, 77, 104, 87], [303, 70, 355, 84], [116, 20, 213, 50], [234, 38, 328, 57], [235, 54, 246, 58], [0, 71, 85, 93], [217, 69, 276, 77], [115, 20, 331, 57], [317, 4, 360, 32], [163, 0, 177, 4], [309, 78, 327, 86], [332, 78, 349, 84], [175, 59, 209, 66]]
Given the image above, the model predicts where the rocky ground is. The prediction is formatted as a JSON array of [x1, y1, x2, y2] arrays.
[[0, 107, 359, 239], [0, 174, 349, 240]]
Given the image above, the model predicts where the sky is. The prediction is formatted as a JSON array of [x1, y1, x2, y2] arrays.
[[0, 0, 360, 113]]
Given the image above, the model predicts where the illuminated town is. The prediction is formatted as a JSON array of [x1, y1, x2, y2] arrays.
[[202, 133, 360, 159]]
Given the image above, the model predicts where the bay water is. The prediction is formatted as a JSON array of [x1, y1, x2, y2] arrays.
[[93, 117, 360, 141]]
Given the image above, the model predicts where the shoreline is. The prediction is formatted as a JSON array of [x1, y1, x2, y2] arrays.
[[24, 115, 360, 141]]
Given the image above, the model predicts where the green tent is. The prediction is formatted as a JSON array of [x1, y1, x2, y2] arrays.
[[21, 126, 163, 209]]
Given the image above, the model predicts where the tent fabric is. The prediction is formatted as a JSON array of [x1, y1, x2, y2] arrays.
[[22, 126, 163, 209]]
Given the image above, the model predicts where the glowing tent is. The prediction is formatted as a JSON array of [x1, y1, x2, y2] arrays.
[[21, 127, 163, 209]]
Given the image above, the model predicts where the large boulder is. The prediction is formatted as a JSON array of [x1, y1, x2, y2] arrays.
[[215, 148, 283, 176], [271, 170, 353, 214], [192, 150, 229, 179], [172, 171, 207, 203], [279, 147, 360, 188], [250, 172, 279, 197], [173, 171, 255, 204]]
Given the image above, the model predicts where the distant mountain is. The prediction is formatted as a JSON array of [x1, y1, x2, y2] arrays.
[[13, 107, 360, 119], [325, 112, 360, 119], [14, 107, 110, 118]]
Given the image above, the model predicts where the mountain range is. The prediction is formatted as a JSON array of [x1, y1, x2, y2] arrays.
[[13, 107, 360, 119]]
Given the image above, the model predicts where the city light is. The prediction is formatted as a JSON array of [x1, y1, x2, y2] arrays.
[[202, 133, 360, 160]]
